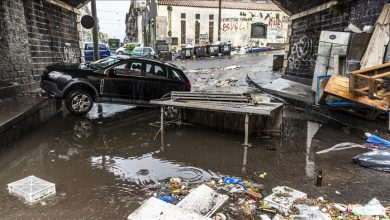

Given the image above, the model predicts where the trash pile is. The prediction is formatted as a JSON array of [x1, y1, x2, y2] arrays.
[[141, 176, 390, 220]]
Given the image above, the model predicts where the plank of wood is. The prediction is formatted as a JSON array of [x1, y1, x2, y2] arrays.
[[351, 62, 390, 75], [151, 100, 283, 115], [127, 197, 212, 220], [324, 75, 389, 111], [177, 184, 229, 217]]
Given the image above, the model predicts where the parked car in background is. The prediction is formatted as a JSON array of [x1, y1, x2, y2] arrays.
[[84, 42, 111, 63], [130, 47, 157, 58], [116, 42, 142, 55], [41, 57, 191, 115]]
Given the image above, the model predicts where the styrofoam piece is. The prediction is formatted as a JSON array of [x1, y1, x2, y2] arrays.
[[8, 175, 56, 203], [177, 184, 229, 217], [264, 186, 307, 214], [127, 197, 212, 220]]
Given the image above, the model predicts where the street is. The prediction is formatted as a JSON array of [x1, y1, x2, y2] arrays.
[[0, 53, 389, 219]]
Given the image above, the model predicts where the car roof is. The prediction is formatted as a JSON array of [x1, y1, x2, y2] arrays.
[[120, 57, 178, 68]]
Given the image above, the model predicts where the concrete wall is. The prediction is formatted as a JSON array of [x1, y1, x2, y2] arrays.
[[0, 0, 82, 99], [284, 0, 390, 85], [156, 5, 288, 48]]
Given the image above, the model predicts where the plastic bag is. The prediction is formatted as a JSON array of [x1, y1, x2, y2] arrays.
[[223, 177, 247, 189], [353, 149, 390, 172], [295, 205, 331, 220], [352, 198, 387, 216], [365, 133, 390, 147]]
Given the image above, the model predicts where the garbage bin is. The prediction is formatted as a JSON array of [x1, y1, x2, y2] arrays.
[[272, 55, 284, 70], [207, 45, 219, 57], [181, 47, 194, 59], [159, 51, 172, 61], [194, 46, 207, 58], [219, 44, 231, 56]]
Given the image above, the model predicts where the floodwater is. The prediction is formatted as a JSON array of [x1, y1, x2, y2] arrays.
[[0, 52, 389, 219], [0, 103, 389, 220]]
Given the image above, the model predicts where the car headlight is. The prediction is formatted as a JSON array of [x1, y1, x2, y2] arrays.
[[48, 71, 63, 79]]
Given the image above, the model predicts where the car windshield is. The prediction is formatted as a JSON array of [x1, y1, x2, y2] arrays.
[[88, 57, 121, 70]]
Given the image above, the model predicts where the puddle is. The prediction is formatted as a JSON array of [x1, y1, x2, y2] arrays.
[[91, 153, 219, 185], [0, 105, 389, 219]]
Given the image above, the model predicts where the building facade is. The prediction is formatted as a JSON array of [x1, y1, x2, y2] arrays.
[[156, 0, 288, 48], [126, 0, 288, 49]]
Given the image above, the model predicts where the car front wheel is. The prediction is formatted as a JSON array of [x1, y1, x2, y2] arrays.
[[117, 51, 123, 55], [65, 89, 94, 115]]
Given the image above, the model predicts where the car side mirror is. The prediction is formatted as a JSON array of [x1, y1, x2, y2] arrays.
[[108, 69, 116, 76]]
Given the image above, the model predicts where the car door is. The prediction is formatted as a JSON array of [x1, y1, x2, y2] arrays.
[[101, 60, 144, 100], [140, 62, 181, 100]]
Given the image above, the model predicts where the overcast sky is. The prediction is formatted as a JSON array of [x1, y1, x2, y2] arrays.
[[88, 0, 130, 41]]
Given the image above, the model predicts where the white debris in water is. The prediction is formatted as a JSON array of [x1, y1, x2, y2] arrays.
[[8, 175, 56, 203]]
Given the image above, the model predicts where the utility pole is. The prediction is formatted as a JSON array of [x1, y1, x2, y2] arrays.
[[218, 0, 222, 41], [91, 0, 99, 61]]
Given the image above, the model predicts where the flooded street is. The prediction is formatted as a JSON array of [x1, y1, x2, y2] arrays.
[[0, 53, 389, 219]]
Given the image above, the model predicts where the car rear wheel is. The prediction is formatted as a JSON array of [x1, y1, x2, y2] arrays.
[[65, 89, 94, 115], [117, 51, 123, 55]]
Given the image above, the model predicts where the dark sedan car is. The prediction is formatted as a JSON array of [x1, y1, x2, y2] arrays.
[[41, 57, 191, 115]]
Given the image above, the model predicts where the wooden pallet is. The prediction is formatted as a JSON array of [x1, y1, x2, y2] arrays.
[[349, 62, 390, 99], [323, 75, 389, 119]]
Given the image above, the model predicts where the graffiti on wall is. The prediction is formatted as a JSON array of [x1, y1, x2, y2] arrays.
[[199, 33, 209, 45], [288, 36, 316, 70], [221, 17, 251, 33], [54, 43, 78, 63]]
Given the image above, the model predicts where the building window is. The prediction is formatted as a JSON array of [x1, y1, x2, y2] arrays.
[[181, 13, 186, 19], [195, 20, 200, 44], [209, 14, 214, 20], [195, 14, 200, 20], [209, 21, 214, 43], [251, 23, 267, 38], [181, 20, 186, 44]]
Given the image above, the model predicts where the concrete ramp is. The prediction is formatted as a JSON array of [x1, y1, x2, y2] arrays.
[[262, 78, 314, 104]]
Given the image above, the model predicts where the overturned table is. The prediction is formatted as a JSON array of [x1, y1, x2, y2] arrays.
[[151, 92, 284, 146]]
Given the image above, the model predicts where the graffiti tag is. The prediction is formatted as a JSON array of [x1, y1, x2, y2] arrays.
[[288, 36, 316, 70]]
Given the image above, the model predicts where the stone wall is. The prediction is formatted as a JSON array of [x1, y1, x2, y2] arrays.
[[0, 0, 81, 99], [284, 0, 390, 85]]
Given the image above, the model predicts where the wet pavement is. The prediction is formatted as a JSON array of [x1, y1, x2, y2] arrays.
[[0, 53, 389, 219], [173, 51, 283, 93]]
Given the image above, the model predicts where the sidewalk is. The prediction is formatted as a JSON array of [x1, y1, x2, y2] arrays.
[[0, 95, 61, 148]]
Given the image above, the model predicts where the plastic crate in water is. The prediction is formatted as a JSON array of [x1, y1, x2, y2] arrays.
[[8, 175, 56, 203]]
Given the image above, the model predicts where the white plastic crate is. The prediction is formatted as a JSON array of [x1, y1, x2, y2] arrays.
[[264, 186, 307, 214], [8, 175, 56, 203]]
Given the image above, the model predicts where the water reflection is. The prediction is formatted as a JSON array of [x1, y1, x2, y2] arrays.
[[91, 153, 220, 185]]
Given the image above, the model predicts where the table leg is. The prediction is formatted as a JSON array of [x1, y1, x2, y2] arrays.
[[160, 106, 164, 135], [243, 114, 250, 147]]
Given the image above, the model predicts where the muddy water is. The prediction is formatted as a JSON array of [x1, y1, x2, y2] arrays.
[[0, 103, 389, 220]]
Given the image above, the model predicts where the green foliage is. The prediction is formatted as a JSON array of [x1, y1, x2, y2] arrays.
[[124, 44, 135, 52], [330, 0, 353, 12]]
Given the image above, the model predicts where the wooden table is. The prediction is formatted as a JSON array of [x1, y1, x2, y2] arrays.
[[151, 99, 284, 146]]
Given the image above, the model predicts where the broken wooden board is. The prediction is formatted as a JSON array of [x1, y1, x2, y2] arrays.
[[177, 184, 229, 217], [324, 75, 390, 111], [127, 197, 212, 220]]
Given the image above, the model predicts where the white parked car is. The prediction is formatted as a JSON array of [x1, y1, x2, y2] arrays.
[[116, 43, 142, 55]]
